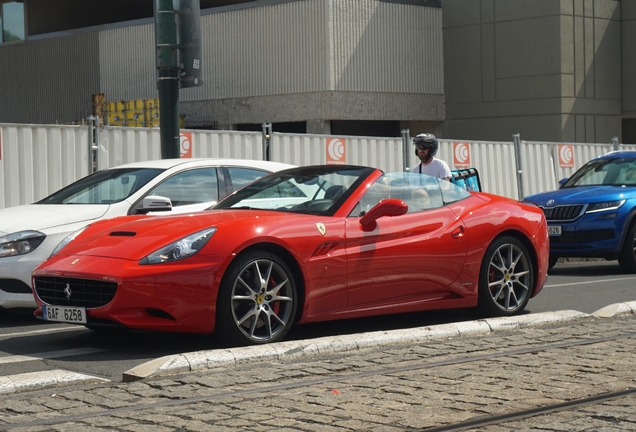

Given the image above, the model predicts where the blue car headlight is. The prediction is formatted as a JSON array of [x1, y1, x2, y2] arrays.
[[0, 230, 47, 258], [586, 200, 626, 213], [139, 227, 217, 265]]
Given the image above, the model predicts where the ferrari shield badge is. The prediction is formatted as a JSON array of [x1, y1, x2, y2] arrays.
[[315, 222, 326, 236]]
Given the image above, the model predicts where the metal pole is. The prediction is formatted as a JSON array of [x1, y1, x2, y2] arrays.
[[401, 129, 411, 171], [155, 0, 180, 159], [612, 136, 619, 151], [513, 133, 524, 200], [87, 116, 95, 173], [262, 123, 272, 161]]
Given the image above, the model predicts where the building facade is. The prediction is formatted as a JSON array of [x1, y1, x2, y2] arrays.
[[0, 0, 633, 142]]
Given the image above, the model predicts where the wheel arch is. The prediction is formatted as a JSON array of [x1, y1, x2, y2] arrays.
[[229, 242, 306, 323], [617, 207, 636, 251], [487, 229, 540, 296]]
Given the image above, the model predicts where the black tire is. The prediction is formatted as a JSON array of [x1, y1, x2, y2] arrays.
[[618, 223, 636, 273], [215, 250, 297, 347], [478, 236, 534, 316], [548, 256, 559, 270]]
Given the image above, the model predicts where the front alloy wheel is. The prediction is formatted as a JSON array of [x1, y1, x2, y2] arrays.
[[216, 250, 297, 346], [479, 236, 534, 316]]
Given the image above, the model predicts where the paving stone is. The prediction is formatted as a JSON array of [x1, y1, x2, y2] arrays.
[[1, 314, 636, 430]]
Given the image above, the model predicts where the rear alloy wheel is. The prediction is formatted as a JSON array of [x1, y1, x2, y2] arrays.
[[215, 250, 297, 346], [618, 223, 636, 273], [479, 236, 533, 316]]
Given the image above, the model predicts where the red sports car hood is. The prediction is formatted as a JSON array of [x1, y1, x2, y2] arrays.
[[60, 210, 308, 261]]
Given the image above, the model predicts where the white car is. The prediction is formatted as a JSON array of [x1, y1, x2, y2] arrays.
[[0, 158, 295, 309]]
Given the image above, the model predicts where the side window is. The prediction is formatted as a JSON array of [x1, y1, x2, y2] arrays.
[[354, 172, 445, 216], [357, 178, 391, 215], [1, 2, 25, 43], [147, 168, 218, 207], [226, 167, 270, 192], [439, 177, 471, 204]]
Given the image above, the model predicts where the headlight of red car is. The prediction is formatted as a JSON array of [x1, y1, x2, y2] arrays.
[[139, 227, 217, 265]]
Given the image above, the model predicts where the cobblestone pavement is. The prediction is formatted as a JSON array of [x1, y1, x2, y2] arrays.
[[0, 313, 635, 431]]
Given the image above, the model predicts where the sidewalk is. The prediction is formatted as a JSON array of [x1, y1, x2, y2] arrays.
[[0, 302, 635, 431]]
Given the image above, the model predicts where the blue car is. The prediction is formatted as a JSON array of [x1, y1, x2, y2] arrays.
[[523, 151, 636, 272]]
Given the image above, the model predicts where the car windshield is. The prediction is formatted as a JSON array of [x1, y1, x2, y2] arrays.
[[563, 157, 636, 187], [213, 165, 375, 216], [37, 168, 164, 205]]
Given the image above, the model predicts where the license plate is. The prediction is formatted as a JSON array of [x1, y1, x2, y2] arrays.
[[548, 225, 562, 236], [42, 305, 87, 324]]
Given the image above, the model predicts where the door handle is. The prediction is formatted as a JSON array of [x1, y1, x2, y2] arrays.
[[451, 226, 464, 238]]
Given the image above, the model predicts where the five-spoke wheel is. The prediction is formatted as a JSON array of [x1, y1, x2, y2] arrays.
[[479, 236, 533, 316], [215, 250, 297, 346]]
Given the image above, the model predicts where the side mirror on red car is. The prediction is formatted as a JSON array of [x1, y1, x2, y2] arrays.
[[360, 198, 408, 231]]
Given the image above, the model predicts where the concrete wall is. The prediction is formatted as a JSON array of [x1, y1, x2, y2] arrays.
[[0, 0, 444, 131], [0, 33, 101, 124], [622, 0, 636, 118], [178, 0, 445, 127], [442, 0, 622, 143]]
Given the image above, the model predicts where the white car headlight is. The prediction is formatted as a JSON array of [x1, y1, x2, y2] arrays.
[[0, 231, 47, 258], [139, 227, 217, 265], [51, 227, 87, 257]]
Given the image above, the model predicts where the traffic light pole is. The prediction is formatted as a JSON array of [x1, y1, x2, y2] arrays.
[[155, 0, 180, 159]]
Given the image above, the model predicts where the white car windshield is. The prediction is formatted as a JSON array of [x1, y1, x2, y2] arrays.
[[37, 168, 164, 205]]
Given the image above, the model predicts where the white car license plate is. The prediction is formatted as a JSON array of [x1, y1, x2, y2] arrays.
[[42, 305, 87, 324], [548, 225, 562, 236]]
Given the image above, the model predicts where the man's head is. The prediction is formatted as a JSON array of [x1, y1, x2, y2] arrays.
[[413, 133, 438, 163]]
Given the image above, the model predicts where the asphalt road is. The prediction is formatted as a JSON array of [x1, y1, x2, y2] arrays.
[[1, 259, 635, 383]]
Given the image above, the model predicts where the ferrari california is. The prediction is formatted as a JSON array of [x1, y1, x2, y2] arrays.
[[0, 158, 294, 309], [33, 165, 549, 346]]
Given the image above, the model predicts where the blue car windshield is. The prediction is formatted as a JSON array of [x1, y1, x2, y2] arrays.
[[563, 157, 636, 187], [37, 168, 164, 204]]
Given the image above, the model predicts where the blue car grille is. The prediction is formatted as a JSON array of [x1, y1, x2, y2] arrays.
[[33, 276, 117, 308], [542, 205, 584, 221], [550, 229, 615, 245]]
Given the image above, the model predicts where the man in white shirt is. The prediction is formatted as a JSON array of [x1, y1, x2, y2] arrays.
[[411, 133, 452, 181]]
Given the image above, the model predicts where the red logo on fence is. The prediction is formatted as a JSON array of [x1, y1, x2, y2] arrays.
[[453, 142, 471, 168], [180, 132, 193, 158], [558, 144, 574, 168], [326, 138, 346, 165]]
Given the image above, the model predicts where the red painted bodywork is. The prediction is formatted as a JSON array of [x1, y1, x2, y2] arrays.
[[33, 168, 549, 333]]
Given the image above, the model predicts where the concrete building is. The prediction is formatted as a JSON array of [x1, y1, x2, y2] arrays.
[[0, 0, 633, 143]]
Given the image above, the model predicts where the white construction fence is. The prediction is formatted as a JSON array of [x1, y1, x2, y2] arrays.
[[2, 121, 636, 210]]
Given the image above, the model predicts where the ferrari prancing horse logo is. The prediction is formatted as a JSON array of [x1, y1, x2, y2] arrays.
[[315, 222, 326, 236]]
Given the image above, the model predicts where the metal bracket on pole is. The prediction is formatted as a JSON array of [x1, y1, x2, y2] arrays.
[[513, 133, 524, 200], [262, 123, 272, 161], [401, 129, 411, 171]]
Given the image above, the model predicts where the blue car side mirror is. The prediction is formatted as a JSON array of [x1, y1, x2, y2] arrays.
[[558, 178, 568, 188]]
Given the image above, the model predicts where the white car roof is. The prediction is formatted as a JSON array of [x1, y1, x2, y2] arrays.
[[103, 158, 295, 172]]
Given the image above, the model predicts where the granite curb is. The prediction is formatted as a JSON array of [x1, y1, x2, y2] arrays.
[[122, 301, 636, 381], [2, 302, 635, 395]]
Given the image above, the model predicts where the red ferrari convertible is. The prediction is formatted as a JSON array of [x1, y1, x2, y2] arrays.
[[33, 165, 549, 346]]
